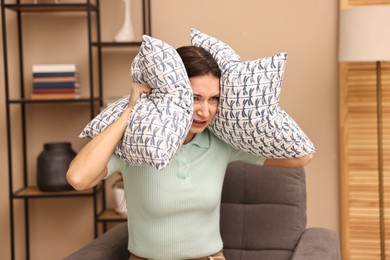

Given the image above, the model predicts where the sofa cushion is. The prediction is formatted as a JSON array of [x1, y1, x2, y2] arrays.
[[221, 161, 306, 258], [191, 28, 315, 159], [79, 35, 193, 170]]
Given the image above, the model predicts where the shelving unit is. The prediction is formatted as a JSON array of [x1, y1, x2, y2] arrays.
[[2, 2, 101, 259], [2, 0, 151, 259]]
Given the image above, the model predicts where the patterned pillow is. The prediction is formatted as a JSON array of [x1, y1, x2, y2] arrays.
[[79, 35, 193, 169], [191, 29, 315, 158]]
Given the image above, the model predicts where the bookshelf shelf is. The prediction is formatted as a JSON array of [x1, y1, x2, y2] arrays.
[[91, 41, 143, 47], [8, 97, 100, 104], [98, 209, 127, 222], [3, 3, 98, 13], [13, 186, 98, 199]]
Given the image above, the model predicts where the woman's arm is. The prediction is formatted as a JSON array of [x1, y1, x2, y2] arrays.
[[263, 153, 313, 168], [66, 83, 151, 191]]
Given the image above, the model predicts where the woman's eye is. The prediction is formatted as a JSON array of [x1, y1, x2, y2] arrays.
[[211, 97, 220, 103]]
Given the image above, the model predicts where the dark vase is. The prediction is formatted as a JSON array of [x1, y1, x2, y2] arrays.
[[37, 142, 76, 192]]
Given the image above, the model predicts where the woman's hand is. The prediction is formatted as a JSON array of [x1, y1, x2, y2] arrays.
[[128, 82, 152, 108], [264, 153, 313, 168]]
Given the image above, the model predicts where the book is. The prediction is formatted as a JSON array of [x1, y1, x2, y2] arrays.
[[33, 76, 78, 83], [32, 88, 79, 94], [33, 82, 79, 88], [31, 93, 81, 100], [31, 64, 80, 98], [32, 64, 78, 73], [33, 72, 78, 78]]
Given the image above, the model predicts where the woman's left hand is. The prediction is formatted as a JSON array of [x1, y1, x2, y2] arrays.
[[264, 154, 313, 168]]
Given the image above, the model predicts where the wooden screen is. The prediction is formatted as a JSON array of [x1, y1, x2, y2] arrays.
[[340, 62, 390, 259]]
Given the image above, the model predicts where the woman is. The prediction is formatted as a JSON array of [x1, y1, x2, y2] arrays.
[[66, 46, 313, 260]]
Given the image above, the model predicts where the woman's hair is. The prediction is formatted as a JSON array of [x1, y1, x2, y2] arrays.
[[176, 46, 221, 79]]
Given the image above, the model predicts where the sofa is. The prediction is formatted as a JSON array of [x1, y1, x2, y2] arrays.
[[65, 161, 341, 260]]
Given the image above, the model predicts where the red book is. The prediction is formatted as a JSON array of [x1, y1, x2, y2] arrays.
[[32, 88, 79, 94]]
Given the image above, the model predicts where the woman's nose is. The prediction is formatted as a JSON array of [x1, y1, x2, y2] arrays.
[[196, 103, 210, 118]]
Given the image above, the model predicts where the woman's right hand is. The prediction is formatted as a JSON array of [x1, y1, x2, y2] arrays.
[[128, 82, 152, 109]]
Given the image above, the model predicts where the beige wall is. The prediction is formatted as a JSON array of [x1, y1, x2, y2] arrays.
[[0, 0, 339, 259]]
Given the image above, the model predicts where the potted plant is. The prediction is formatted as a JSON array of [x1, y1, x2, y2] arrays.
[[112, 176, 127, 215]]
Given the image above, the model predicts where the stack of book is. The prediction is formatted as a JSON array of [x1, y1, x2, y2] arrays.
[[31, 64, 80, 100]]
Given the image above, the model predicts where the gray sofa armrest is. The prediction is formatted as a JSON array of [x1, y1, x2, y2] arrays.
[[64, 222, 129, 260], [291, 227, 341, 260]]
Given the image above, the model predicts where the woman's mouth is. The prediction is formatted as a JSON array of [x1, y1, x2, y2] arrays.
[[192, 119, 208, 128]]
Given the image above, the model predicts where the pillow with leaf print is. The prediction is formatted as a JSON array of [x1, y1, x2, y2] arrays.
[[79, 35, 193, 170], [191, 28, 315, 158]]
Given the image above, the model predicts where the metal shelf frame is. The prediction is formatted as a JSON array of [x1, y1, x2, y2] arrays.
[[1, 1, 151, 259], [1, 1, 102, 259]]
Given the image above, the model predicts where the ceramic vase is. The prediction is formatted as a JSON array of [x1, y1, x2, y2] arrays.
[[37, 142, 75, 191], [114, 0, 135, 42]]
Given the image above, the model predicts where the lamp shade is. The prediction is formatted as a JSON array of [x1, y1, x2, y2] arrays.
[[339, 5, 390, 62]]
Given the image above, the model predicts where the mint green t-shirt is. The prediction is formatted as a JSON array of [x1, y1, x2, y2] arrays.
[[107, 129, 265, 259]]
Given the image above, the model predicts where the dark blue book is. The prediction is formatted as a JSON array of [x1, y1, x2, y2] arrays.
[[33, 82, 79, 88], [33, 72, 77, 78]]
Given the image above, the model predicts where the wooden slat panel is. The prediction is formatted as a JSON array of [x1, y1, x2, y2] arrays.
[[340, 61, 390, 259]]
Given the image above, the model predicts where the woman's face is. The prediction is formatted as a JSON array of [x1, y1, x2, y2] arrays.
[[184, 73, 220, 144]]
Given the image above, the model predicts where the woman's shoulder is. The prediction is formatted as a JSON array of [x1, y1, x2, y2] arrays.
[[207, 129, 234, 149]]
